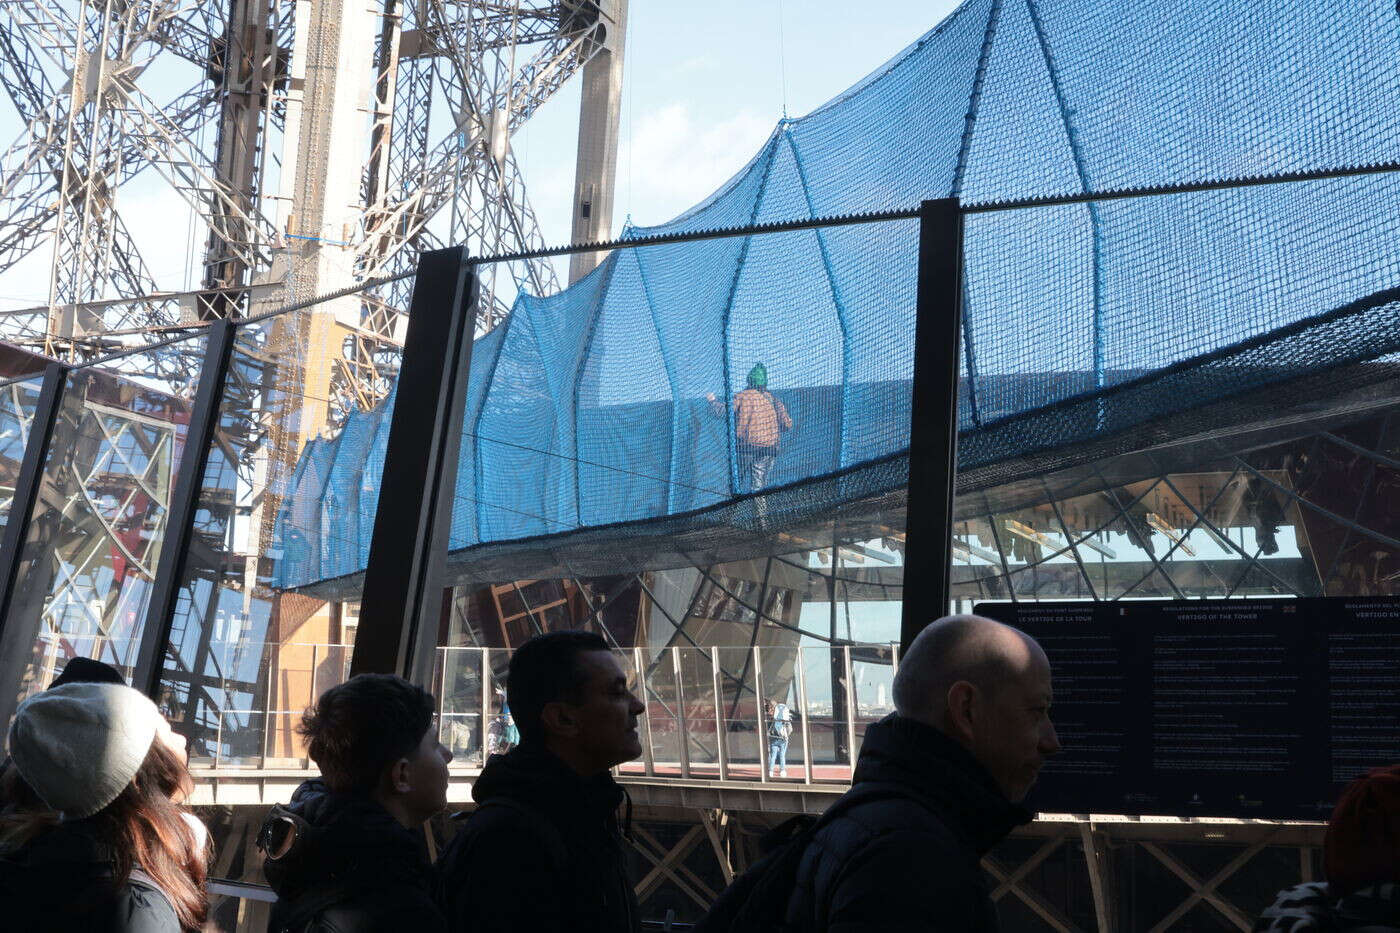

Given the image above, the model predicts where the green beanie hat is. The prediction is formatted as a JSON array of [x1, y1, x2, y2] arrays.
[[747, 363, 768, 389]]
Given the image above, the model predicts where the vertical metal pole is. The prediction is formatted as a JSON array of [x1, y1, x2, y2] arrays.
[[843, 644, 857, 777], [794, 646, 813, 785], [671, 646, 691, 778], [1080, 823, 1115, 933], [262, 652, 275, 765], [353, 247, 478, 684], [829, 541, 850, 765], [900, 197, 964, 652], [0, 363, 69, 686], [634, 646, 656, 776], [712, 651, 728, 781], [309, 643, 319, 704], [214, 705, 224, 768], [753, 644, 767, 782], [480, 648, 491, 766], [436, 647, 447, 750], [134, 320, 236, 699]]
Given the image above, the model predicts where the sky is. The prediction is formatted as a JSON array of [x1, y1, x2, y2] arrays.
[[521, 0, 959, 246], [0, 0, 960, 307]]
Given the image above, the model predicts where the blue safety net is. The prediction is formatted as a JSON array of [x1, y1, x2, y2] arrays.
[[276, 0, 1400, 589]]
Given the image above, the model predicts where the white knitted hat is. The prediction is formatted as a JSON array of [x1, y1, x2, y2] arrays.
[[8, 681, 163, 818]]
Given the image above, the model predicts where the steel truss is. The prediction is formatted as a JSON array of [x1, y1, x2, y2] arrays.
[[0, 0, 622, 675], [0, 0, 618, 417]]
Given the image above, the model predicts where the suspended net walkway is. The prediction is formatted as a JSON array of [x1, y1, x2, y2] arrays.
[[275, 0, 1400, 592]]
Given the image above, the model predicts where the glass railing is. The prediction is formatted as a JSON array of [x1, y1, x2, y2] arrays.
[[180, 642, 897, 782]]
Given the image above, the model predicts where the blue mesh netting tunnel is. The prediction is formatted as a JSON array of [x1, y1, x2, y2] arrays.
[[276, 0, 1400, 591]]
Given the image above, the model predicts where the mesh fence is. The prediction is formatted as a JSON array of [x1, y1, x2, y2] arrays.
[[273, 0, 1400, 587]]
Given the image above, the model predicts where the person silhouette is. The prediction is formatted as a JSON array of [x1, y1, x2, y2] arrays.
[[708, 362, 793, 493]]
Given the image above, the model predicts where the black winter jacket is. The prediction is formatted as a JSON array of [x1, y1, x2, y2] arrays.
[[784, 713, 1032, 932], [261, 779, 447, 933], [439, 744, 639, 933], [0, 819, 180, 932]]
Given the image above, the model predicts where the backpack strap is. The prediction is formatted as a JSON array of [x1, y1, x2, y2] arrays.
[[126, 868, 180, 923]]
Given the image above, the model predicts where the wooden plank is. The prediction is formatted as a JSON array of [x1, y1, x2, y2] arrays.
[[982, 855, 1080, 933], [1142, 839, 1266, 932], [1080, 823, 1114, 933]]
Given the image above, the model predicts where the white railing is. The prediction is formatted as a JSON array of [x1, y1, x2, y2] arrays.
[[162, 642, 898, 783]]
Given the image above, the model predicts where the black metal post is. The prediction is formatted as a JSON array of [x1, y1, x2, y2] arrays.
[[0, 364, 69, 650], [900, 197, 965, 652], [0, 363, 71, 725], [353, 246, 478, 685], [134, 319, 236, 699]]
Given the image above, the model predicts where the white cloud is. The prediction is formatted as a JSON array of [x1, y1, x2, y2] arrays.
[[617, 102, 775, 229]]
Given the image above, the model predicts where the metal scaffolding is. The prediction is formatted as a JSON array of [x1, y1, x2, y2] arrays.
[[0, 0, 625, 415], [0, 0, 627, 700]]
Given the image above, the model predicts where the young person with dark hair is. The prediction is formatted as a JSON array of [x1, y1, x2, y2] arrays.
[[439, 630, 646, 933], [1255, 765, 1400, 931], [0, 682, 209, 931], [259, 672, 453, 932]]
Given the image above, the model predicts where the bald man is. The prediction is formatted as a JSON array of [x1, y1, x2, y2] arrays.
[[782, 615, 1060, 932]]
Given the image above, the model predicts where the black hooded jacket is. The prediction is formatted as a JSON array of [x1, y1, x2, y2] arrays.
[[261, 779, 446, 933], [0, 819, 179, 932], [438, 744, 639, 933], [784, 713, 1032, 932]]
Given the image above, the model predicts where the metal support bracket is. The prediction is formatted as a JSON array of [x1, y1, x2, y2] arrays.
[[135, 319, 236, 698], [353, 247, 478, 684], [901, 197, 964, 650]]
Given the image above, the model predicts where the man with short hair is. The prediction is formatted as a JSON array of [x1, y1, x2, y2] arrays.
[[259, 672, 453, 932], [783, 614, 1061, 931], [440, 631, 646, 933]]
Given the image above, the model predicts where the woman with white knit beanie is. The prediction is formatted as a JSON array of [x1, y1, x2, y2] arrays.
[[0, 681, 209, 931]]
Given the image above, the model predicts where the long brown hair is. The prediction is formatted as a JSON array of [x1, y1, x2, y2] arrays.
[[85, 739, 209, 931], [0, 761, 58, 851]]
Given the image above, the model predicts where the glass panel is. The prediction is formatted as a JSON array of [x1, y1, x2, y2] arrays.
[[951, 447, 1340, 604], [615, 648, 646, 776], [438, 646, 484, 766], [715, 646, 761, 780], [196, 803, 276, 929], [798, 645, 848, 780], [642, 647, 681, 775], [215, 706, 268, 769], [158, 286, 407, 766], [676, 646, 719, 777], [483, 647, 512, 761], [0, 374, 44, 535], [850, 645, 896, 755], [0, 335, 207, 724], [759, 644, 803, 781]]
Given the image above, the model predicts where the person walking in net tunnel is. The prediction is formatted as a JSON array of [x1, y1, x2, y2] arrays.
[[695, 615, 1060, 933], [708, 362, 793, 493]]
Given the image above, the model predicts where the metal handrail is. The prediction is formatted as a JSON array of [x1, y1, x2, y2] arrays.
[[184, 643, 898, 780]]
